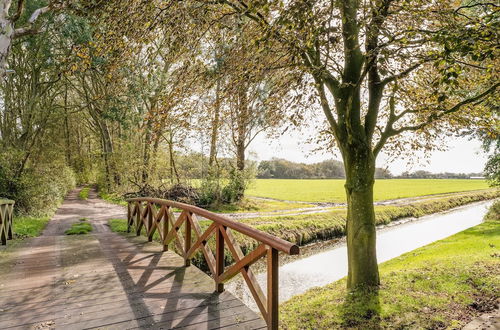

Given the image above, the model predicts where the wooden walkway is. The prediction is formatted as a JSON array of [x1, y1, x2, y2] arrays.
[[0, 189, 266, 329]]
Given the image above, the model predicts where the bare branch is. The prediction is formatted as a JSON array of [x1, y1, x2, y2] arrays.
[[10, 0, 25, 22], [27, 5, 51, 24], [13, 27, 38, 38], [381, 61, 426, 85]]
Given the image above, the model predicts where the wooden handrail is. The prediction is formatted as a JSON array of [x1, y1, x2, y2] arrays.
[[0, 199, 14, 245], [126, 197, 300, 330], [127, 197, 299, 255]]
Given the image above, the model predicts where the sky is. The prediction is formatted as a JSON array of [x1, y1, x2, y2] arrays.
[[248, 131, 488, 176]]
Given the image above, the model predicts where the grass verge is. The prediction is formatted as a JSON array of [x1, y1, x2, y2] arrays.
[[78, 187, 90, 200], [241, 190, 499, 246], [12, 216, 51, 239], [65, 218, 93, 235], [98, 191, 127, 206], [208, 197, 315, 213], [280, 201, 500, 329]]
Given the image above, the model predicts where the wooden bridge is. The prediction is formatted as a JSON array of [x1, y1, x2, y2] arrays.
[[0, 190, 299, 329]]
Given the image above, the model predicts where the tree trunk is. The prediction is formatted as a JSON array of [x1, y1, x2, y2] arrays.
[[343, 144, 379, 289], [141, 121, 152, 185], [168, 130, 180, 184], [0, 0, 14, 79], [236, 137, 245, 171], [209, 79, 221, 169]]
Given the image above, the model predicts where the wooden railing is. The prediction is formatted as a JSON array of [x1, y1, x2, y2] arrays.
[[0, 199, 14, 245], [127, 197, 299, 329]]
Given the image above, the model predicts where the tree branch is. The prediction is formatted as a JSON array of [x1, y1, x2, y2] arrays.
[[13, 27, 38, 38], [10, 0, 25, 22], [395, 83, 499, 133]]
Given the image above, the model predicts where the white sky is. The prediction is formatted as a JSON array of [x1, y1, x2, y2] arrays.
[[248, 131, 488, 175]]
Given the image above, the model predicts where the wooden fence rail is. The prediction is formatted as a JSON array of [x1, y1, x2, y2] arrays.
[[0, 199, 14, 245], [127, 197, 299, 330]]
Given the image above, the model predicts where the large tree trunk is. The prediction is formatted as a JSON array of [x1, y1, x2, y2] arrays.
[[0, 0, 14, 79], [343, 144, 379, 289]]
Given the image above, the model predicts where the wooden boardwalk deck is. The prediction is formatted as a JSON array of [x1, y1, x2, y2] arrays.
[[0, 189, 266, 329]]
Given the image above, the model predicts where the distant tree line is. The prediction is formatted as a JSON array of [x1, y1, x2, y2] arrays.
[[397, 170, 484, 179], [256, 158, 483, 180], [257, 158, 392, 179]]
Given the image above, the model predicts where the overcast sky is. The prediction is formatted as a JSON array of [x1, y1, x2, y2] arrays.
[[248, 131, 487, 175]]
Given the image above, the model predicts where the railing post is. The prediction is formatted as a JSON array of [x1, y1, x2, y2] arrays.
[[136, 202, 142, 236], [267, 247, 279, 330], [127, 202, 131, 233], [215, 225, 225, 292], [147, 203, 154, 242], [7, 203, 12, 240], [185, 212, 192, 266], [1, 204, 5, 245], [163, 209, 169, 251]]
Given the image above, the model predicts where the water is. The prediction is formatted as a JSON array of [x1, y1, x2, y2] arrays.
[[227, 200, 495, 311]]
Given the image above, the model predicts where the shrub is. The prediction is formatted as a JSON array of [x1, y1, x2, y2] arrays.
[[0, 161, 76, 216]]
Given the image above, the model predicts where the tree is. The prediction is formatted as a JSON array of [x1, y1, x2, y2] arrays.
[[204, 0, 499, 289], [0, 0, 66, 79]]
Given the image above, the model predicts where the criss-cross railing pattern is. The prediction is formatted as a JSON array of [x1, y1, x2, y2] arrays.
[[0, 199, 14, 245], [127, 197, 299, 329]]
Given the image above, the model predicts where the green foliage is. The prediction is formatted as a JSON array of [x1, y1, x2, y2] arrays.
[[484, 153, 500, 187], [484, 200, 500, 221], [12, 216, 50, 239], [198, 169, 253, 207], [0, 160, 76, 216], [280, 215, 500, 329], [78, 187, 90, 200], [65, 219, 93, 235], [247, 179, 491, 203]]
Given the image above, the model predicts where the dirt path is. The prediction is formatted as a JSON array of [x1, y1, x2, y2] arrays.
[[0, 188, 264, 329]]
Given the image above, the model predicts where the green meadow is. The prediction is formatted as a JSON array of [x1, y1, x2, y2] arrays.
[[247, 179, 491, 203]]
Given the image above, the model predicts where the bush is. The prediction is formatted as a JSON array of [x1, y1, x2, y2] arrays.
[[0, 162, 76, 216], [198, 169, 253, 207]]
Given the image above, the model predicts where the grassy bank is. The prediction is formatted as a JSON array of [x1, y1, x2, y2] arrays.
[[241, 190, 499, 246], [280, 201, 500, 329], [247, 179, 490, 203]]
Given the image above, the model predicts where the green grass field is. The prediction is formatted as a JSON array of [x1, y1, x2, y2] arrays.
[[247, 179, 491, 203]]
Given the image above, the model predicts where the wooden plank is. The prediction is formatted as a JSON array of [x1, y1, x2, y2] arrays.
[[188, 214, 217, 275], [185, 222, 216, 259], [215, 225, 225, 293], [223, 227, 268, 321], [218, 244, 267, 283], [267, 248, 279, 330], [184, 213, 191, 266]]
